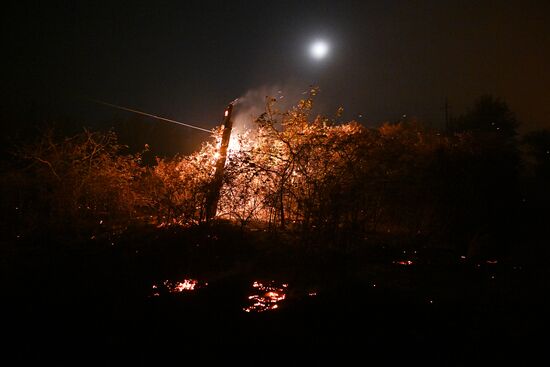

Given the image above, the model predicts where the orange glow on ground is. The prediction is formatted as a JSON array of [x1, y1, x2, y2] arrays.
[[243, 280, 288, 313], [394, 260, 414, 266], [150, 278, 206, 297]]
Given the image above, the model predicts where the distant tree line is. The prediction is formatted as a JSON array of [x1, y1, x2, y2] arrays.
[[2, 93, 549, 258]]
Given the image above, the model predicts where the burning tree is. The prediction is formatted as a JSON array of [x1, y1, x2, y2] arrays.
[[216, 131, 268, 229], [151, 132, 219, 226], [213, 89, 377, 240]]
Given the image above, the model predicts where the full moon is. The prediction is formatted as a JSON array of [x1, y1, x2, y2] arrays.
[[310, 40, 329, 60]]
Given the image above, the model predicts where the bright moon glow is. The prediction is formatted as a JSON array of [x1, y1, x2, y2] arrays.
[[310, 40, 329, 59]]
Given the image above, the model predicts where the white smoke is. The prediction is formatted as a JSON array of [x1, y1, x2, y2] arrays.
[[231, 84, 312, 132]]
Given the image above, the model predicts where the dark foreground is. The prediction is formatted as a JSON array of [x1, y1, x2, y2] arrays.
[[2, 224, 548, 362]]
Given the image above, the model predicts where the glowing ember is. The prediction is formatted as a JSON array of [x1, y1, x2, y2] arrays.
[[169, 279, 197, 292], [243, 280, 288, 313], [393, 260, 414, 266], [149, 278, 206, 297]]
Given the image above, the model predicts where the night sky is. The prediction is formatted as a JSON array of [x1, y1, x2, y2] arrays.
[[2, 0, 549, 154]]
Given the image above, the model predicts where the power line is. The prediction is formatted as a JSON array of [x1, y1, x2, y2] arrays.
[[90, 98, 212, 133]]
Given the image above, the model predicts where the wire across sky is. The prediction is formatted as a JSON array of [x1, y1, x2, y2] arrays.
[[91, 98, 212, 133]]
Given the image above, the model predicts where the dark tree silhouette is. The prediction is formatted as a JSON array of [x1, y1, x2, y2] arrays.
[[523, 130, 550, 182], [452, 94, 519, 138], [449, 95, 522, 259], [521, 129, 550, 252]]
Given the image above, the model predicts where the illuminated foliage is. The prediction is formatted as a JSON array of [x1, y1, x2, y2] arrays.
[[11, 129, 148, 237], [2, 94, 527, 254], [151, 134, 218, 226]]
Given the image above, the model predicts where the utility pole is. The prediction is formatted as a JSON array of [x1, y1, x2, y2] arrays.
[[444, 97, 451, 132], [206, 103, 234, 222]]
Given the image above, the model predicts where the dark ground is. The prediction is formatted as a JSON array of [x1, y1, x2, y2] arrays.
[[2, 224, 548, 363]]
